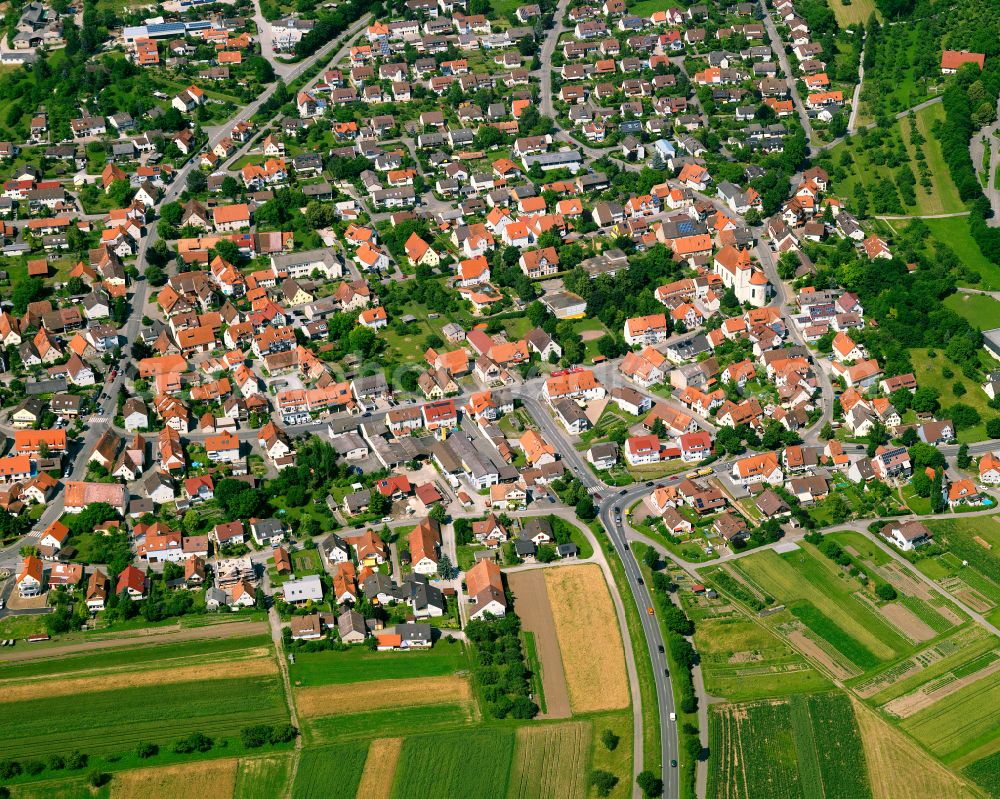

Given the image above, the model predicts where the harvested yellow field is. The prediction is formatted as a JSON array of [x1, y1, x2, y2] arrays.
[[111, 759, 238, 799], [356, 737, 403, 799], [507, 721, 591, 799], [852, 698, 980, 799], [545, 565, 629, 713], [0, 657, 277, 703], [294, 675, 471, 719]]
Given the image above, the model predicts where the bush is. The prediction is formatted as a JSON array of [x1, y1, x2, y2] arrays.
[[23, 759, 45, 775], [637, 769, 664, 797], [47, 754, 65, 771], [88, 769, 110, 788], [0, 761, 20, 780], [591, 770, 619, 797], [136, 742, 158, 759], [66, 751, 88, 770], [875, 582, 898, 601], [269, 724, 298, 744], [601, 729, 620, 751], [173, 732, 213, 754], [241, 725, 272, 748]]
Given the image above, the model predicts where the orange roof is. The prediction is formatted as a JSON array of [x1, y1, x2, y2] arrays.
[[941, 50, 985, 70]]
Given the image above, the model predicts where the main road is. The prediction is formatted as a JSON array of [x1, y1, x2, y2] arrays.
[[513, 392, 680, 797]]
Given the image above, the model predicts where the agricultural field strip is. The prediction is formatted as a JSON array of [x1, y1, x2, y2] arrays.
[[302, 701, 476, 745], [110, 759, 239, 799], [356, 738, 403, 799], [0, 654, 277, 703], [506, 722, 590, 799], [0, 635, 275, 681], [391, 730, 515, 799], [853, 626, 994, 702], [293, 675, 471, 719], [544, 566, 629, 714], [735, 551, 903, 661], [293, 743, 369, 799], [708, 701, 804, 799], [288, 646, 468, 687], [883, 655, 1000, 719], [901, 666, 1000, 760], [852, 697, 980, 799], [234, 754, 294, 799], [0, 675, 288, 759]]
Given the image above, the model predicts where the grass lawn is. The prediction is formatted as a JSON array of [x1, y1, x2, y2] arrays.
[[901, 483, 934, 515], [291, 548, 323, 575], [908, 347, 994, 443], [627, 0, 681, 15], [944, 293, 1000, 330], [0, 613, 48, 639], [288, 642, 469, 687], [899, 103, 967, 215], [906, 217, 1000, 291], [827, 0, 879, 26]]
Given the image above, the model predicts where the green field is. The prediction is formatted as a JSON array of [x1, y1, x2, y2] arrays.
[[235, 754, 294, 799], [292, 743, 369, 799], [908, 347, 995, 442], [735, 546, 911, 668], [709, 693, 872, 799], [919, 217, 1000, 291], [901, 667, 1000, 762], [0, 676, 288, 760], [392, 730, 515, 799], [827, 0, 878, 27], [694, 615, 831, 701], [303, 702, 475, 745], [288, 643, 468, 687], [0, 635, 275, 682], [824, 103, 964, 217], [944, 293, 1000, 330]]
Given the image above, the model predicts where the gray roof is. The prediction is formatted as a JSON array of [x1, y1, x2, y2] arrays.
[[396, 622, 432, 643]]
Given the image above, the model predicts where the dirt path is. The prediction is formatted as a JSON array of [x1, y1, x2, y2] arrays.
[[0, 620, 269, 662], [507, 570, 572, 719], [269, 606, 301, 799]]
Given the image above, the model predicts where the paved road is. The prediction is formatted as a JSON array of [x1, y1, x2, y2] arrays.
[[512, 392, 679, 796], [760, 0, 816, 154], [251, 0, 298, 80]]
